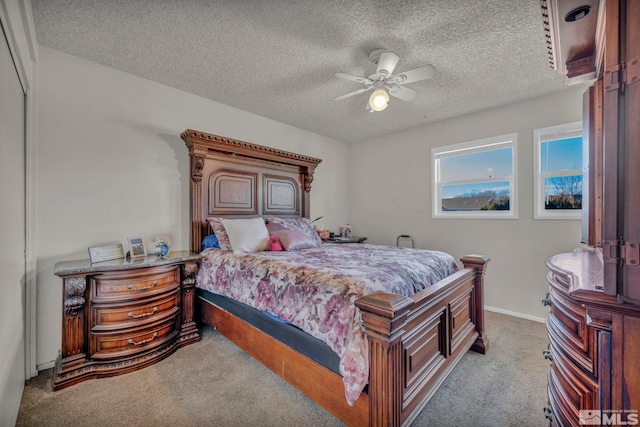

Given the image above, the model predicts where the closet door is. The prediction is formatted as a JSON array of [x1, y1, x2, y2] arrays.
[[0, 20, 26, 425]]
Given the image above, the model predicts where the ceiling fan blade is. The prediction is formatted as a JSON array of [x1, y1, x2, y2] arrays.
[[386, 85, 418, 102], [376, 52, 400, 77], [333, 86, 372, 101], [391, 65, 435, 85], [334, 72, 372, 85]]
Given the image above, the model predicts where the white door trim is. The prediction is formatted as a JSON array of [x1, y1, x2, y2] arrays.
[[0, 0, 39, 379]]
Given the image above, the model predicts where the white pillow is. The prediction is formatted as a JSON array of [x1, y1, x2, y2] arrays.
[[220, 217, 270, 253]]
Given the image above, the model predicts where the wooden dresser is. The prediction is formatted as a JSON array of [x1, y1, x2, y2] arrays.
[[544, 249, 640, 426], [53, 251, 202, 390], [542, 1, 640, 425]]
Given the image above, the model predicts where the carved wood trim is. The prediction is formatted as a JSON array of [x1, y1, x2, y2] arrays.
[[190, 156, 205, 254], [181, 129, 321, 193], [181, 262, 199, 286], [180, 261, 200, 346], [54, 339, 179, 388], [64, 277, 86, 315]]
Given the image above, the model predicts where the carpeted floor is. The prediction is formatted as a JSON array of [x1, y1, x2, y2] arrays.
[[16, 311, 549, 427]]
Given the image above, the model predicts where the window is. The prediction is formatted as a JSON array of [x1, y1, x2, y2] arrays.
[[432, 133, 517, 219], [533, 122, 583, 219]]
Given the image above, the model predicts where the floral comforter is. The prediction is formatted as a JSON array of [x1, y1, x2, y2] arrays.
[[195, 243, 458, 405]]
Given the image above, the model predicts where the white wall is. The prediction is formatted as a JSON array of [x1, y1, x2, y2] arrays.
[[348, 85, 589, 321], [36, 45, 350, 367]]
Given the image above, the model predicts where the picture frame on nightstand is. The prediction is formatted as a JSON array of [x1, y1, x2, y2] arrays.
[[127, 237, 147, 259], [88, 243, 125, 263]]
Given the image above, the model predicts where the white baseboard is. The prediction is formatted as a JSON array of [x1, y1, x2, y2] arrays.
[[485, 305, 546, 324], [36, 360, 55, 371]]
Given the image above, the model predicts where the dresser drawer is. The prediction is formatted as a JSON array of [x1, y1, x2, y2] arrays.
[[90, 315, 180, 359], [546, 286, 596, 376], [91, 290, 180, 331], [91, 265, 180, 302], [547, 338, 598, 427]]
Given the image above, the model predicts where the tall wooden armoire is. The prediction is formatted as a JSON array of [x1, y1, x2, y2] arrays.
[[541, 0, 640, 425]]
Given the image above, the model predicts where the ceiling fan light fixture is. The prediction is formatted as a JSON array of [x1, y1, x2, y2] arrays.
[[369, 89, 389, 112]]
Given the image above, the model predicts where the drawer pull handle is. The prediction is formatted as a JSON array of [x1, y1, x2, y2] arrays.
[[541, 292, 552, 306], [127, 280, 158, 291], [543, 349, 553, 361], [543, 405, 553, 421], [128, 332, 158, 346], [128, 307, 158, 319]]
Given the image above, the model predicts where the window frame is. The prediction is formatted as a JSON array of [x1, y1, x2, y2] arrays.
[[432, 133, 518, 219], [533, 122, 583, 220]]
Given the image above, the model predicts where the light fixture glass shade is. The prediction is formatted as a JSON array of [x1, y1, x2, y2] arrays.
[[369, 89, 389, 111]]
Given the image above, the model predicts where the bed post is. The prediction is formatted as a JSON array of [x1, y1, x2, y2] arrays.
[[301, 165, 316, 219], [182, 133, 208, 254], [355, 293, 413, 427], [461, 254, 490, 354]]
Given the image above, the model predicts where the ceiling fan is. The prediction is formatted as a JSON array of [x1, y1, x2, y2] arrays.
[[334, 49, 435, 112]]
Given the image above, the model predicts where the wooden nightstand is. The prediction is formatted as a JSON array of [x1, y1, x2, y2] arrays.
[[53, 251, 202, 390], [322, 236, 367, 243]]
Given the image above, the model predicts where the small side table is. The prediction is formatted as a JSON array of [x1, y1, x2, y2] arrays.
[[53, 251, 202, 390]]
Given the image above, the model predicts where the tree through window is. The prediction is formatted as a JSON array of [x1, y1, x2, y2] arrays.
[[534, 122, 583, 219]]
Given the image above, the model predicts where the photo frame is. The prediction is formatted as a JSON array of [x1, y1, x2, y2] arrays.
[[127, 237, 147, 259], [88, 243, 124, 263]]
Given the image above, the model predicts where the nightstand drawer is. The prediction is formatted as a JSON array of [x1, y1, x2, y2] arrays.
[[90, 316, 180, 359], [91, 265, 180, 302], [91, 290, 180, 331]]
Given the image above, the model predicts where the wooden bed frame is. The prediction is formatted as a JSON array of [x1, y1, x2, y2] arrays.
[[181, 129, 489, 427]]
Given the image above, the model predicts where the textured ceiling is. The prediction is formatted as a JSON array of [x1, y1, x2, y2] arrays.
[[31, 0, 570, 143]]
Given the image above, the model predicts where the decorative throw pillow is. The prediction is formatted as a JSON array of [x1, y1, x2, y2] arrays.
[[267, 217, 322, 246], [206, 218, 232, 251], [268, 235, 284, 251], [266, 222, 287, 234], [271, 229, 320, 251], [201, 233, 220, 250], [220, 217, 270, 253]]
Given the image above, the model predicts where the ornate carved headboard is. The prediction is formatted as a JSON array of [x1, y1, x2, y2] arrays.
[[181, 129, 322, 253]]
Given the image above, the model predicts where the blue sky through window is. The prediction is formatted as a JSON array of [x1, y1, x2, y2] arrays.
[[440, 147, 512, 200], [440, 147, 512, 183], [540, 137, 582, 173]]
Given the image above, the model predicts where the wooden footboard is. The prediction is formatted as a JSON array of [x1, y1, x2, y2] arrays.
[[355, 254, 489, 426], [197, 255, 489, 427]]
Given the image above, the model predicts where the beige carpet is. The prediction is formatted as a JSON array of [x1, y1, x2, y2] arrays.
[[16, 311, 549, 426]]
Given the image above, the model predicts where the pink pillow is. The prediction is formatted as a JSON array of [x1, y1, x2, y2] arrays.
[[206, 218, 232, 251], [271, 229, 320, 251], [267, 217, 322, 246], [266, 222, 287, 233]]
